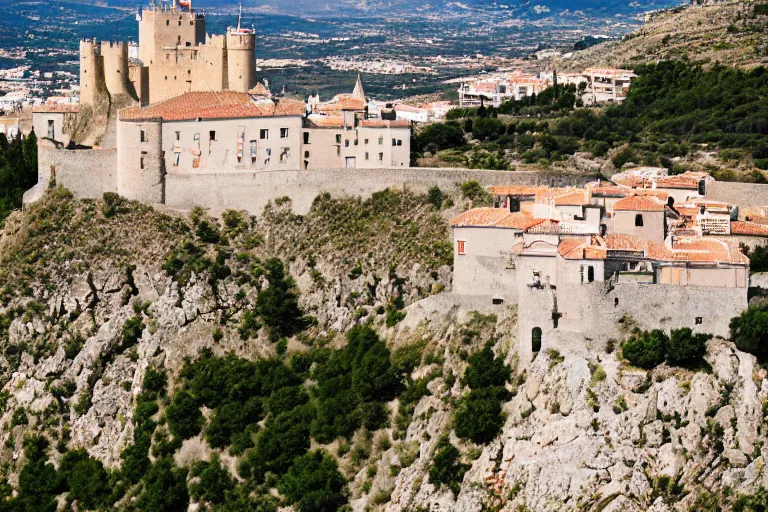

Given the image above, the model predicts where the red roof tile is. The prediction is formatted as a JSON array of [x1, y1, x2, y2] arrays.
[[613, 195, 666, 212], [119, 92, 305, 122], [731, 221, 768, 237], [359, 119, 410, 128], [451, 208, 543, 230], [33, 104, 80, 114]]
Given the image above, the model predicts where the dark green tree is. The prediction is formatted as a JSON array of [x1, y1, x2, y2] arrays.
[[277, 450, 347, 512]]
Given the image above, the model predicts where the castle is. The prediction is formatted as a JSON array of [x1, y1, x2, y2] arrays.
[[24, 3, 412, 211], [449, 169, 764, 361], [80, 2, 256, 108]]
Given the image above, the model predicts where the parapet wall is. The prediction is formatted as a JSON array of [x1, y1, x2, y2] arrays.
[[707, 181, 768, 209], [36, 146, 118, 199], [516, 280, 746, 361], [164, 168, 593, 215]]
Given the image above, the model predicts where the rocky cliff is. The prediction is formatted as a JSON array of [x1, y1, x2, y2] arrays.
[[0, 187, 767, 511]]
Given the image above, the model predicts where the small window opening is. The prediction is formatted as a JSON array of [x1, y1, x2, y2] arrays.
[[303, 132, 310, 144], [260, 129, 268, 140], [492, 298, 504, 305], [695, 317, 703, 325], [140, 151, 147, 169], [635, 214, 644, 227], [457, 240, 465, 255], [209, 130, 216, 141], [587, 266, 595, 283], [532, 327, 542, 353]]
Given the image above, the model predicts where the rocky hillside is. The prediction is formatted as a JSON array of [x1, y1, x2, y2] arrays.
[[563, 0, 768, 70], [1, 187, 768, 511]]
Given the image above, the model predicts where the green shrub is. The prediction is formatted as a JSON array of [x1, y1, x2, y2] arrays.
[[666, 328, 710, 367], [257, 258, 314, 340], [461, 343, 510, 390], [102, 192, 128, 218], [166, 389, 202, 440], [205, 398, 261, 449], [59, 449, 110, 509], [277, 450, 347, 512], [189, 454, 234, 505], [621, 330, 667, 369], [121, 316, 145, 350], [454, 387, 507, 443], [730, 306, 768, 360], [428, 186, 443, 209], [136, 457, 189, 512], [428, 436, 469, 496], [459, 180, 492, 206]]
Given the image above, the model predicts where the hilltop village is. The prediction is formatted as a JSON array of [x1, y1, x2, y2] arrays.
[[18, 1, 768, 363], [450, 167, 768, 359]]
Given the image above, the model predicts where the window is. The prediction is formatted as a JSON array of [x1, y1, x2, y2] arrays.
[[695, 317, 703, 325], [175, 131, 180, 141], [336, 146, 341, 156], [47, 120, 54, 139], [166, 19, 170, 26], [178, 20, 182, 26], [303, 132, 310, 144], [532, 327, 542, 353], [304, 150, 310, 158], [365, 152, 369, 160], [378, 152, 384, 161], [140, 151, 147, 169], [280, 128, 289, 138], [264, 148, 271, 165], [140, 130, 147, 142], [587, 266, 595, 283], [378, 136, 384, 145], [335, 134, 342, 144], [250, 140, 257, 164], [392, 138, 397, 146], [364, 138, 369, 145], [345, 139, 350, 147], [260, 129, 269, 140], [280, 147, 290, 162], [457, 240, 465, 255], [635, 214, 644, 227], [354, 139, 358, 146], [209, 130, 216, 141], [173, 152, 180, 166]]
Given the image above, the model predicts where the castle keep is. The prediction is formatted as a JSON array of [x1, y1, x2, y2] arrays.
[[80, 1, 256, 107]]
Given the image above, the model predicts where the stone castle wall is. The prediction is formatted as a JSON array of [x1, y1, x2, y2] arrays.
[[35, 146, 118, 199], [516, 281, 746, 362], [164, 167, 593, 215], [707, 181, 768, 209]]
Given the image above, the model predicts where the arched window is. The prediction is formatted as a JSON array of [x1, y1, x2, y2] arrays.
[[532, 327, 542, 353]]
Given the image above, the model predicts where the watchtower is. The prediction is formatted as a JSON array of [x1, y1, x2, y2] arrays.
[[101, 41, 138, 100], [79, 38, 106, 107]]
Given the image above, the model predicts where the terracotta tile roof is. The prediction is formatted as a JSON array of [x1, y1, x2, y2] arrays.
[[490, 185, 547, 197], [248, 83, 271, 97], [590, 185, 628, 198], [731, 221, 768, 237], [634, 189, 670, 201], [315, 94, 366, 112], [558, 233, 747, 265], [671, 237, 748, 265], [119, 92, 305, 122], [613, 195, 666, 212], [359, 119, 410, 128], [34, 104, 80, 114], [554, 190, 590, 206], [451, 208, 543, 230], [306, 115, 345, 128]]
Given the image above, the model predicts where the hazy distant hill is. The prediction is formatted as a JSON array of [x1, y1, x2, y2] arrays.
[[564, 0, 768, 70], [98, 0, 682, 17]]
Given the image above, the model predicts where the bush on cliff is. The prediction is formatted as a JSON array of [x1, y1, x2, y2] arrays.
[[277, 450, 347, 512], [622, 328, 711, 369], [730, 305, 768, 360], [622, 330, 668, 369]]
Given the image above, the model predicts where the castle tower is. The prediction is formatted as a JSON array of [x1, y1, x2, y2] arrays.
[[138, 3, 206, 66], [225, 7, 256, 93], [116, 119, 164, 204], [79, 38, 106, 107], [101, 41, 138, 100], [225, 28, 256, 92]]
